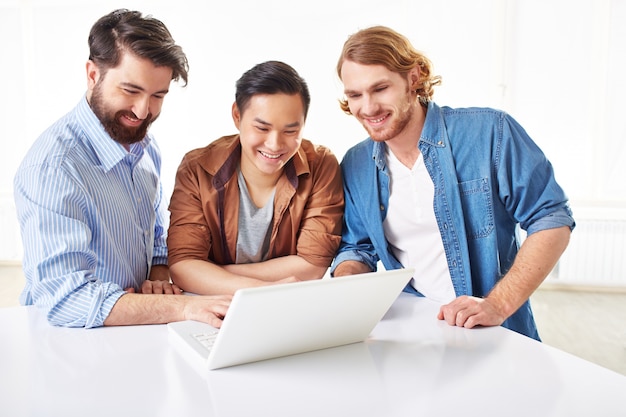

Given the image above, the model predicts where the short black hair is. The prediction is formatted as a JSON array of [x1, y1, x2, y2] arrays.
[[235, 61, 310, 119]]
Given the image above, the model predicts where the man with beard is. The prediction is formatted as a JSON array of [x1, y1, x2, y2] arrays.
[[13, 9, 230, 328], [330, 26, 575, 340]]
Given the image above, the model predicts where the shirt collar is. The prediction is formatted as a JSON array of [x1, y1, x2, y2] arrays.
[[370, 101, 446, 170], [419, 101, 446, 148], [76, 95, 151, 172]]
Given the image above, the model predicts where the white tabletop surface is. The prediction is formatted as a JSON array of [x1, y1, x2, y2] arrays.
[[1, 293, 625, 417]]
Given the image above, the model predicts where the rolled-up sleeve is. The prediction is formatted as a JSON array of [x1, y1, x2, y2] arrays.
[[496, 113, 575, 235]]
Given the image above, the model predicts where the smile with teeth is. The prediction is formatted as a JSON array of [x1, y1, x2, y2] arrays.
[[367, 114, 388, 124], [259, 150, 282, 159], [120, 113, 143, 126]]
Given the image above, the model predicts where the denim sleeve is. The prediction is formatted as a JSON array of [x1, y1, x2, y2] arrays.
[[526, 207, 575, 236], [496, 113, 575, 233], [330, 155, 380, 275], [331, 250, 380, 275]]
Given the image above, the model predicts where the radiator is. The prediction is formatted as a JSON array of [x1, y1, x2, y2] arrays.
[[555, 217, 626, 286]]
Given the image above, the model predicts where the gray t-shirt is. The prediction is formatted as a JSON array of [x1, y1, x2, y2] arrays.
[[235, 168, 275, 264]]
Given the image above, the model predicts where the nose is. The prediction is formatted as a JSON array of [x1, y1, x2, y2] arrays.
[[264, 130, 281, 150], [132, 96, 151, 120], [360, 94, 379, 117]]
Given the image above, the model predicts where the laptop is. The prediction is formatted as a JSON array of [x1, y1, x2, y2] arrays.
[[167, 268, 414, 371]]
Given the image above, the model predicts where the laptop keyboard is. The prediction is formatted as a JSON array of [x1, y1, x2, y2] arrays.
[[192, 330, 219, 351]]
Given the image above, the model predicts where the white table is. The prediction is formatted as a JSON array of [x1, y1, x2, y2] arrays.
[[1, 293, 625, 417]]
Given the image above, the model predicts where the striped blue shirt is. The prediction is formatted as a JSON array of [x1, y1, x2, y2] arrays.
[[14, 97, 169, 328]]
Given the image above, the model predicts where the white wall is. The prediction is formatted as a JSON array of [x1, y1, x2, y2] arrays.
[[1, 0, 624, 261]]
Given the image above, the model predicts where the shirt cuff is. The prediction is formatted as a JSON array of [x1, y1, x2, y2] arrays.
[[526, 207, 576, 236], [330, 250, 378, 276]]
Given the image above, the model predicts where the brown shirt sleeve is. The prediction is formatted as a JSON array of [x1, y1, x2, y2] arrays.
[[293, 143, 344, 267]]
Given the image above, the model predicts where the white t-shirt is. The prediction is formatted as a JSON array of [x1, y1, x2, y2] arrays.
[[382, 148, 456, 303]]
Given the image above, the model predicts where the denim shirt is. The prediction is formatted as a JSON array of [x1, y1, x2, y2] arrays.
[[331, 101, 575, 339]]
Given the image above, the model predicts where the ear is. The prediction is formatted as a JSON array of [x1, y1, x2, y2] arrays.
[[86, 60, 101, 91], [408, 66, 420, 92], [231, 102, 241, 129]]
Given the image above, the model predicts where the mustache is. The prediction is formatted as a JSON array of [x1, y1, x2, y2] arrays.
[[117, 110, 152, 124]]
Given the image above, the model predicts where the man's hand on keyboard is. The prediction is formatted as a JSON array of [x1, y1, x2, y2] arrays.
[[183, 295, 233, 328]]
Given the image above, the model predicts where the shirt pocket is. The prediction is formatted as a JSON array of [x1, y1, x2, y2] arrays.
[[458, 178, 494, 239]]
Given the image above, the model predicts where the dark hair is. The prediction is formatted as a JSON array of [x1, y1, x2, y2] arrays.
[[337, 26, 441, 113], [88, 9, 189, 85], [235, 61, 311, 119]]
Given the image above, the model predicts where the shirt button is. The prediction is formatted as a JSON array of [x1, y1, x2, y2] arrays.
[[380, 205, 385, 211]]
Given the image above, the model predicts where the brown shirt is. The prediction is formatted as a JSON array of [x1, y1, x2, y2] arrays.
[[167, 135, 344, 268]]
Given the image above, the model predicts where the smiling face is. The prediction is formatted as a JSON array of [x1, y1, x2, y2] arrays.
[[340, 60, 420, 143], [86, 51, 173, 147], [233, 93, 305, 184]]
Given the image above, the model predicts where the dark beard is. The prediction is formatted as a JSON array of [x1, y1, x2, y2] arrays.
[[89, 85, 155, 146]]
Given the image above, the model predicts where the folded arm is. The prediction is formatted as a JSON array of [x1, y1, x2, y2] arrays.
[[170, 256, 326, 296]]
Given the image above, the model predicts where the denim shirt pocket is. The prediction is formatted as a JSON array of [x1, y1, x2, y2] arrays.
[[458, 178, 494, 239]]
